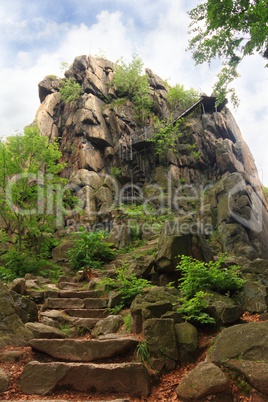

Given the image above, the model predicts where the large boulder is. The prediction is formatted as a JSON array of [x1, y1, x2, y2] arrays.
[[130, 287, 181, 334], [0, 281, 33, 348], [11, 291, 38, 323], [143, 318, 179, 370], [207, 321, 268, 363], [176, 361, 231, 400]]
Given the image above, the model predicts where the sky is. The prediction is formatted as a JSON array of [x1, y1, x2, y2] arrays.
[[1, 0, 268, 184]]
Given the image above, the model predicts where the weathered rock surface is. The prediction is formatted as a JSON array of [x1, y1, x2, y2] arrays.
[[0, 368, 9, 393], [91, 315, 124, 337], [29, 337, 139, 361], [25, 322, 66, 339], [176, 361, 231, 400], [19, 361, 150, 396], [0, 281, 33, 348], [34, 54, 268, 260], [225, 360, 268, 395], [11, 291, 39, 323], [207, 321, 268, 363]]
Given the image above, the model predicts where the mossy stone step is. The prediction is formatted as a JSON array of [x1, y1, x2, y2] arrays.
[[43, 297, 107, 310], [19, 361, 150, 396], [29, 337, 139, 361], [64, 308, 109, 318], [58, 290, 103, 299]]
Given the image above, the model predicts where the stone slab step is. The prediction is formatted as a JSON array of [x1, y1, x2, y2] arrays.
[[58, 290, 103, 299], [43, 297, 107, 310], [39, 310, 100, 328], [64, 308, 109, 318], [29, 337, 139, 361], [18, 361, 150, 396]]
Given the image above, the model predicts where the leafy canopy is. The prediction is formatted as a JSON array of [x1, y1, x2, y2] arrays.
[[188, 0, 268, 105]]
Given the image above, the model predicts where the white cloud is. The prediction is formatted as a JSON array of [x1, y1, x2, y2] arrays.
[[0, 0, 267, 185]]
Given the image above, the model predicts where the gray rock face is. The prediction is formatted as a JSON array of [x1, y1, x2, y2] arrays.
[[29, 337, 138, 361], [207, 321, 268, 363], [19, 361, 150, 396], [0, 281, 33, 348], [176, 361, 231, 400], [11, 291, 38, 323], [35, 54, 268, 258]]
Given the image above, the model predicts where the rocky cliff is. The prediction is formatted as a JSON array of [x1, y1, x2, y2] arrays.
[[36, 54, 268, 261]]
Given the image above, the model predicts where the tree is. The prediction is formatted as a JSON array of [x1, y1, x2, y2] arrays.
[[0, 125, 72, 275], [188, 0, 268, 105]]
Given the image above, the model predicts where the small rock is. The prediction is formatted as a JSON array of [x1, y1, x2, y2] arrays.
[[92, 315, 124, 337], [0, 368, 9, 392], [25, 322, 66, 339]]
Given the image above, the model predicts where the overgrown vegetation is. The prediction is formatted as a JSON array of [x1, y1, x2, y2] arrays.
[[113, 55, 153, 122], [101, 265, 151, 312], [0, 125, 71, 282], [67, 229, 116, 272], [167, 84, 199, 113], [149, 117, 183, 159], [177, 254, 244, 325], [59, 77, 84, 103]]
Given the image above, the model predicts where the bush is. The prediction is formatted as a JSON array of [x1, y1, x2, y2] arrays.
[[167, 84, 199, 112], [101, 266, 151, 311], [113, 55, 153, 121], [0, 248, 62, 282], [176, 254, 244, 325], [67, 230, 116, 271], [59, 78, 83, 103]]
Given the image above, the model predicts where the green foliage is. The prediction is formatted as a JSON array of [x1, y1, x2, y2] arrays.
[[101, 266, 151, 311], [135, 341, 151, 364], [0, 125, 69, 280], [113, 55, 153, 121], [176, 254, 244, 325], [59, 78, 83, 103], [110, 166, 122, 178], [123, 314, 131, 333], [178, 291, 216, 325], [167, 84, 199, 112], [148, 117, 182, 159], [188, 0, 268, 106], [67, 229, 116, 271], [0, 248, 62, 282]]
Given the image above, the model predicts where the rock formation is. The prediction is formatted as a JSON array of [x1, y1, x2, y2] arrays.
[[35, 54, 268, 262]]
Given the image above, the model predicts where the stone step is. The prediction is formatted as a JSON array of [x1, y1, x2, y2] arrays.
[[64, 308, 109, 318], [29, 337, 139, 361], [40, 310, 100, 328], [42, 297, 107, 310], [58, 290, 103, 299], [18, 361, 150, 396]]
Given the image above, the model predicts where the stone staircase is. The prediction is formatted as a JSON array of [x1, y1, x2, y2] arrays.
[[18, 286, 151, 398]]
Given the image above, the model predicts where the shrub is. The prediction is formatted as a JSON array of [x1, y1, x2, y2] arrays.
[[59, 78, 83, 103], [167, 84, 199, 112], [101, 266, 151, 311], [113, 55, 153, 121], [67, 229, 116, 271], [0, 248, 62, 282], [176, 254, 244, 325]]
